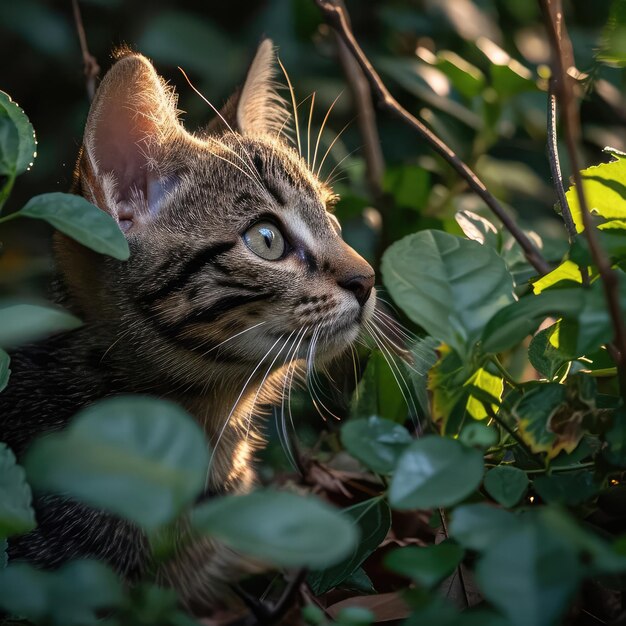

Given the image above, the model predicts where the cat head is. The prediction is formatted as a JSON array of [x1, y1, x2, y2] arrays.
[[58, 40, 375, 388]]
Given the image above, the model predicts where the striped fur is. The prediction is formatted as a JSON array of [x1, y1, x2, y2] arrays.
[[1, 40, 375, 614]]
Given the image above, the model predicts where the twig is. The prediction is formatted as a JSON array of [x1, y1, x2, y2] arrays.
[[313, 0, 551, 276], [71, 0, 100, 101], [540, 0, 626, 402], [547, 78, 577, 240], [331, 1, 384, 199]]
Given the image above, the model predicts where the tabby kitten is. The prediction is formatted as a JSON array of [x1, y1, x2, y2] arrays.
[[0, 40, 375, 612]]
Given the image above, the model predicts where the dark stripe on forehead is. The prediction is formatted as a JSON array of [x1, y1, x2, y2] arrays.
[[140, 241, 235, 305], [252, 152, 286, 206]]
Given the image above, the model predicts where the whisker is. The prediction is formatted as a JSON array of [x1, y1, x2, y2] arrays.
[[277, 57, 302, 158], [316, 120, 352, 179], [307, 92, 316, 168], [312, 92, 342, 174]]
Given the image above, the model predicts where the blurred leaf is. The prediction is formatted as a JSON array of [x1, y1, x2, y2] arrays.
[[192, 489, 358, 569], [25, 396, 209, 531], [0, 443, 35, 537], [450, 503, 523, 551], [389, 436, 484, 509], [19, 193, 130, 260], [383, 165, 430, 212], [532, 260, 583, 294], [341, 417, 412, 475], [0, 560, 122, 626], [382, 230, 515, 356], [475, 523, 581, 626], [341, 568, 376, 594], [334, 607, 375, 626], [528, 321, 578, 379], [565, 151, 626, 232], [0, 91, 36, 177], [604, 408, 626, 467], [351, 351, 407, 424], [533, 471, 599, 505], [384, 542, 464, 589], [483, 466, 529, 507], [598, 0, 626, 66], [436, 51, 485, 99], [0, 302, 81, 348], [459, 422, 499, 450], [308, 498, 391, 595], [0, 348, 9, 392], [455, 210, 500, 248]]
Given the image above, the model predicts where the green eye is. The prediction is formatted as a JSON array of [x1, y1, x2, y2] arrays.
[[243, 221, 285, 260]]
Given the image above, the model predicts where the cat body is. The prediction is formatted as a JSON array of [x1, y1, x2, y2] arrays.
[[0, 40, 375, 612]]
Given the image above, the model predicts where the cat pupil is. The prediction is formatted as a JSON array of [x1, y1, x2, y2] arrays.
[[260, 227, 274, 248]]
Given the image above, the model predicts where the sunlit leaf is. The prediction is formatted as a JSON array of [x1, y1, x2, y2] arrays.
[[389, 436, 484, 509], [528, 320, 578, 380], [382, 230, 515, 356], [18, 193, 129, 260], [455, 210, 500, 248], [25, 396, 209, 530], [532, 260, 583, 294], [192, 489, 358, 569], [436, 51, 485, 98]]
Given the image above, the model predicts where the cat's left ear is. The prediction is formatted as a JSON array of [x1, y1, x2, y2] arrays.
[[210, 39, 289, 137]]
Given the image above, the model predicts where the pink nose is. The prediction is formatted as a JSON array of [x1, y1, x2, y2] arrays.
[[338, 274, 375, 307]]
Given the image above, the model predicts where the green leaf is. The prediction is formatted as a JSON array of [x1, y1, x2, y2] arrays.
[[308, 498, 391, 595], [455, 210, 500, 248], [341, 567, 376, 594], [533, 471, 599, 505], [0, 560, 122, 626], [0, 444, 35, 537], [0, 91, 36, 177], [0, 348, 10, 392], [382, 231, 515, 356], [334, 607, 375, 626], [459, 422, 498, 450], [464, 367, 503, 420], [384, 541, 464, 588], [389, 436, 484, 509], [528, 320, 578, 379], [482, 281, 613, 355], [532, 260, 583, 294], [483, 465, 529, 507], [475, 523, 581, 626], [192, 489, 358, 569], [449, 503, 523, 551], [565, 151, 626, 232], [341, 417, 412, 475], [0, 302, 81, 347], [351, 351, 408, 424], [436, 51, 485, 99], [25, 396, 209, 531], [18, 193, 130, 260], [383, 165, 430, 212]]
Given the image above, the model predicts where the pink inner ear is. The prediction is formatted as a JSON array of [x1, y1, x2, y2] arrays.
[[93, 101, 150, 205]]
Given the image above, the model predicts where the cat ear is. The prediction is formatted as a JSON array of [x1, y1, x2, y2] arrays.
[[79, 51, 182, 232], [206, 39, 289, 138], [236, 39, 289, 136]]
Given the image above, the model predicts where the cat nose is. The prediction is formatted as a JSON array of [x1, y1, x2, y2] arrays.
[[338, 274, 375, 307]]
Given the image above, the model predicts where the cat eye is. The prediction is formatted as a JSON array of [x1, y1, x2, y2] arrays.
[[243, 221, 285, 260]]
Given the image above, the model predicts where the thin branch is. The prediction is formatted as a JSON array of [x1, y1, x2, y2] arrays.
[[547, 77, 577, 240], [71, 0, 100, 101], [331, 1, 384, 199], [313, 0, 551, 276], [540, 0, 626, 402]]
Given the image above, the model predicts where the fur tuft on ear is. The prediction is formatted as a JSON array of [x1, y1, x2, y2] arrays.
[[236, 39, 289, 137], [78, 52, 183, 232]]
